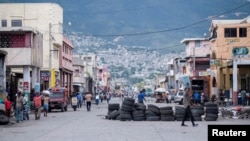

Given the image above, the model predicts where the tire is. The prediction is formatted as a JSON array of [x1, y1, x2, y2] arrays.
[[64, 105, 68, 111], [161, 116, 175, 121], [0, 110, 5, 115], [61, 104, 65, 112], [175, 109, 185, 115], [133, 110, 145, 115], [108, 103, 120, 111], [147, 104, 159, 110], [204, 117, 217, 121], [205, 102, 217, 107], [145, 116, 160, 121], [160, 109, 174, 115], [194, 116, 202, 121], [134, 103, 146, 110], [122, 100, 135, 106], [175, 113, 184, 118], [160, 106, 172, 110], [148, 108, 160, 115], [0, 115, 9, 125], [179, 99, 183, 105], [205, 113, 218, 118], [124, 97, 135, 103]]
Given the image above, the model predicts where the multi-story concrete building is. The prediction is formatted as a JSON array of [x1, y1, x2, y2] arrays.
[[72, 55, 86, 95], [0, 26, 43, 101], [0, 3, 69, 99], [97, 65, 111, 94], [81, 54, 98, 95], [60, 36, 73, 95], [180, 38, 211, 97], [209, 15, 250, 105]]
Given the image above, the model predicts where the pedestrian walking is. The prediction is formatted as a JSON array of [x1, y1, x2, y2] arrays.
[[138, 89, 146, 104], [4, 95, 11, 120], [76, 91, 83, 108], [23, 94, 29, 120], [106, 93, 111, 103], [42, 91, 50, 117], [100, 93, 104, 103], [95, 93, 99, 105], [181, 88, 198, 127], [193, 91, 199, 104], [85, 92, 92, 111], [33, 92, 42, 120], [241, 89, 247, 106], [15, 91, 24, 123]]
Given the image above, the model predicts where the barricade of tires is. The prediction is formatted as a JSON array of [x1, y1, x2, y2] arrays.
[[105, 103, 120, 120], [145, 104, 161, 121], [204, 102, 218, 121], [160, 106, 175, 121], [174, 106, 185, 121], [105, 103, 206, 122], [191, 105, 204, 121], [118, 97, 135, 121], [133, 103, 146, 121]]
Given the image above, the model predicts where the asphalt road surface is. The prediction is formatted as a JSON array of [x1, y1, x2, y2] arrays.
[[0, 97, 249, 141]]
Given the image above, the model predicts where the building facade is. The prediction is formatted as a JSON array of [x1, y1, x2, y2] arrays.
[[209, 16, 250, 105], [0, 3, 65, 95], [59, 36, 73, 95]]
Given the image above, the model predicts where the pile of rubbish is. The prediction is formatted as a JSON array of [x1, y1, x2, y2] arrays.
[[219, 106, 250, 119]]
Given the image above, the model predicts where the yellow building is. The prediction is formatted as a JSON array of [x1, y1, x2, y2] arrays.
[[209, 16, 250, 105]]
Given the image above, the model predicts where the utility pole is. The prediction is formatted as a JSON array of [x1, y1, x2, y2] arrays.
[[193, 46, 195, 76], [49, 23, 52, 88]]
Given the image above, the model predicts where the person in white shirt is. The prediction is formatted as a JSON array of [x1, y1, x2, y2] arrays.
[[22, 94, 29, 120], [95, 93, 100, 105]]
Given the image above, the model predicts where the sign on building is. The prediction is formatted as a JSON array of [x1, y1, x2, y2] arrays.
[[232, 47, 249, 56]]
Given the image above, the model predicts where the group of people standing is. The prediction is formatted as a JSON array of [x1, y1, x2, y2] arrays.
[[4, 90, 50, 123]]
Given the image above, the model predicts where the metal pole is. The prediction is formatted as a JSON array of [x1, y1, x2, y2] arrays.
[[193, 46, 195, 76], [49, 23, 52, 88]]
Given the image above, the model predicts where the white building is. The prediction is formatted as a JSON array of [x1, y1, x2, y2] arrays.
[[0, 3, 63, 93]]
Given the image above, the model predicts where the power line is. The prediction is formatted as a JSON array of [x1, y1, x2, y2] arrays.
[[81, 2, 250, 37]]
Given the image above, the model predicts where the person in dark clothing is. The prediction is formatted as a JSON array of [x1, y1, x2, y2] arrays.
[[181, 88, 198, 127]]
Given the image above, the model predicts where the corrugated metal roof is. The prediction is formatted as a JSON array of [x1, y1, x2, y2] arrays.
[[180, 38, 208, 43]]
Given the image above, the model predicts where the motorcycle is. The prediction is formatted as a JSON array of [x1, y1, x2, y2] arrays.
[[71, 95, 78, 111]]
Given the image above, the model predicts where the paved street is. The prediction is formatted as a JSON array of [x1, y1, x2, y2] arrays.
[[0, 97, 249, 141]]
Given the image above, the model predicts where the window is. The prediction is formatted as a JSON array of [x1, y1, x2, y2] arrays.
[[224, 28, 237, 37], [239, 28, 247, 37], [11, 19, 22, 27], [1, 20, 7, 27], [195, 41, 201, 47]]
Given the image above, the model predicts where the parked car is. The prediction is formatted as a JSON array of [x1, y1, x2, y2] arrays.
[[174, 89, 184, 105]]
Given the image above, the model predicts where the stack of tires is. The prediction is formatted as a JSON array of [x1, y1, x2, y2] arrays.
[[106, 103, 120, 120], [119, 97, 135, 121], [204, 102, 219, 121], [145, 104, 161, 121], [132, 103, 146, 121], [0, 109, 9, 124], [190, 106, 204, 121], [160, 106, 175, 121], [174, 106, 186, 121]]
